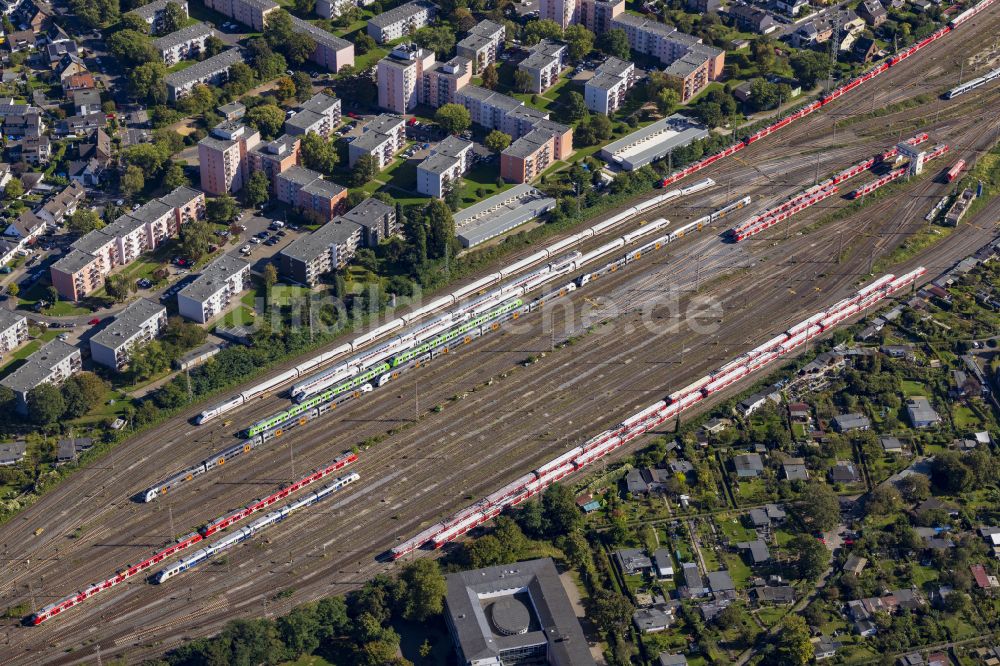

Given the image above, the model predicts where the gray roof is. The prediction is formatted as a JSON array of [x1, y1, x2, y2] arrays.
[[253, 133, 300, 158], [0, 309, 25, 333], [71, 229, 115, 254], [681, 562, 704, 590], [734, 453, 764, 474], [596, 56, 633, 78], [833, 412, 870, 430], [907, 396, 940, 425], [130, 198, 174, 223], [739, 540, 771, 563], [444, 558, 595, 666], [520, 39, 565, 72], [600, 114, 709, 170], [218, 101, 245, 116], [52, 248, 98, 274], [1, 339, 79, 394], [503, 129, 552, 159], [301, 177, 345, 199], [469, 18, 503, 37], [91, 298, 165, 349], [158, 185, 202, 209], [289, 15, 351, 50], [299, 91, 340, 116], [164, 48, 243, 88], [153, 21, 213, 51], [364, 113, 405, 135], [129, 0, 176, 19], [660, 654, 688, 666], [281, 221, 359, 262], [102, 212, 145, 238], [454, 185, 556, 247], [341, 197, 393, 229], [458, 85, 523, 111], [279, 165, 324, 187], [707, 570, 735, 592], [285, 109, 326, 133], [418, 152, 461, 175], [369, 0, 435, 28], [177, 254, 249, 303]]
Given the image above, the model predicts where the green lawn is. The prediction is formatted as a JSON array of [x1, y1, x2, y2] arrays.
[[352, 46, 389, 73], [900, 380, 927, 396], [953, 405, 982, 429], [455, 162, 510, 207], [167, 60, 196, 73], [0, 328, 60, 375], [17, 281, 91, 316], [214, 305, 256, 330], [722, 553, 752, 588]]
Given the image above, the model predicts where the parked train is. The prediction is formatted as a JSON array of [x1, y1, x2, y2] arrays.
[[390, 267, 928, 558], [154, 472, 360, 583], [945, 66, 1000, 99]]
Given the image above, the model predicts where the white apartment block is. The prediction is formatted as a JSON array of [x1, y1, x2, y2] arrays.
[[177, 254, 251, 324], [164, 48, 244, 102], [89, 298, 167, 370], [284, 92, 342, 139], [367, 0, 436, 43], [518, 40, 567, 93], [377, 45, 436, 114], [153, 22, 215, 66], [455, 85, 550, 137], [456, 20, 505, 73], [1, 340, 82, 414], [416, 136, 473, 198], [348, 114, 406, 170], [130, 0, 189, 32], [584, 56, 636, 114], [0, 310, 28, 358]]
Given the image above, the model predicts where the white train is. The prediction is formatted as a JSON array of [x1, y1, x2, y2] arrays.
[[195, 179, 716, 425], [945, 66, 1000, 99]]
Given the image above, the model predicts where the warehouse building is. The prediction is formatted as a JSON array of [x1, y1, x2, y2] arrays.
[[599, 114, 708, 170], [454, 184, 556, 247]]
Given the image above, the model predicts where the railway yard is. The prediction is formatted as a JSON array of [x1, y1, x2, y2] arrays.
[[2, 8, 1000, 663]]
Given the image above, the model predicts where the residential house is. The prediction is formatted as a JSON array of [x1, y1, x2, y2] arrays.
[[752, 585, 795, 604], [783, 458, 808, 480], [728, 5, 779, 34], [633, 607, 673, 633], [659, 654, 688, 666], [0, 441, 26, 466], [416, 136, 474, 198], [880, 436, 905, 454], [177, 253, 251, 323], [857, 0, 887, 26], [707, 570, 735, 593], [198, 121, 261, 195], [377, 44, 437, 113], [680, 562, 708, 597], [853, 35, 878, 62], [615, 548, 653, 575], [89, 298, 167, 370], [0, 339, 82, 413], [247, 133, 301, 191], [906, 396, 940, 428], [456, 20, 504, 73], [733, 453, 764, 478], [36, 182, 86, 226], [285, 92, 341, 140], [500, 122, 575, 184], [830, 460, 861, 484], [128, 0, 189, 33], [833, 412, 870, 432], [652, 548, 674, 580], [340, 197, 398, 245], [279, 220, 361, 286], [348, 114, 406, 170], [738, 540, 771, 564]]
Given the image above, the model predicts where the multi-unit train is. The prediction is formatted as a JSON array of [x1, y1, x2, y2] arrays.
[[34, 453, 358, 624], [194, 179, 716, 426], [945, 65, 1000, 99], [154, 473, 360, 583], [390, 267, 928, 558]]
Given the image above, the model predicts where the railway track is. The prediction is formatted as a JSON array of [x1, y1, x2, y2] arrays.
[[2, 11, 1000, 660]]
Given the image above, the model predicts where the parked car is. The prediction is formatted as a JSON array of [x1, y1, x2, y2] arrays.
[[88, 318, 101, 326]]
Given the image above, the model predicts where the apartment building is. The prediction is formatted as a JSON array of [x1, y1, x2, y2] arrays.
[[289, 16, 355, 72], [36, 181, 86, 226], [416, 136, 474, 198], [0, 310, 28, 358], [578, 0, 624, 34], [421, 56, 472, 109], [248, 133, 301, 191], [198, 121, 261, 195], [584, 56, 636, 114], [1, 340, 82, 414], [500, 121, 574, 183], [89, 298, 167, 370], [50, 186, 205, 301], [129, 0, 188, 32], [177, 254, 251, 324], [285, 92, 341, 139], [203, 0, 277, 31], [279, 221, 362, 286], [540, 0, 577, 30], [456, 20, 504, 73], [164, 48, 244, 102], [153, 21, 215, 66], [341, 197, 398, 246], [518, 39, 567, 94], [367, 0, 436, 43], [348, 114, 406, 170], [275, 165, 348, 223], [455, 85, 550, 138], [377, 44, 436, 113], [611, 14, 724, 101]]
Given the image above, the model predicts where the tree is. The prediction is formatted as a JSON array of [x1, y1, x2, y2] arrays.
[[163, 162, 190, 190], [4, 178, 24, 200], [108, 29, 157, 65], [485, 130, 512, 153], [355, 32, 377, 55], [264, 10, 316, 66], [423, 200, 455, 259], [204, 34, 225, 57], [181, 219, 213, 260], [434, 104, 471, 135], [412, 26, 455, 57], [119, 12, 150, 33], [795, 481, 840, 532], [564, 24, 595, 62], [159, 1, 186, 35], [68, 208, 101, 233], [207, 194, 239, 224], [72, 0, 119, 28], [128, 62, 167, 103], [130, 340, 171, 379], [790, 50, 831, 89], [513, 69, 533, 93], [695, 101, 724, 127], [292, 71, 313, 102], [27, 384, 64, 425], [7, 283, 18, 298], [768, 614, 814, 666], [598, 28, 630, 60], [292, 0, 316, 15], [277, 605, 320, 658], [791, 534, 827, 580], [61, 372, 108, 419], [541, 483, 582, 536], [121, 165, 145, 198], [897, 474, 930, 502], [263, 264, 278, 306], [105, 273, 133, 303], [588, 113, 612, 141], [398, 559, 446, 622], [481, 62, 498, 90], [867, 484, 902, 516], [591, 590, 634, 634], [931, 451, 971, 493], [752, 36, 775, 71], [246, 104, 285, 139], [243, 170, 270, 209], [274, 76, 296, 102], [523, 19, 563, 45], [300, 132, 339, 176], [656, 87, 680, 115], [351, 154, 379, 187], [566, 91, 588, 122]]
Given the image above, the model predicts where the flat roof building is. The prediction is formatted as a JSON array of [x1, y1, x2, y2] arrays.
[[340, 197, 398, 246], [275, 165, 348, 223], [1, 339, 82, 413], [377, 44, 437, 114], [454, 184, 557, 247], [164, 48, 244, 102], [177, 253, 251, 324], [90, 298, 167, 370], [500, 121, 573, 184], [285, 92, 341, 139], [444, 558, 596, 666], [289, 15, 355, 72], [129, 0, 189, 32], [599, 114, 708, 170], [518, 39, 567, 94]]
